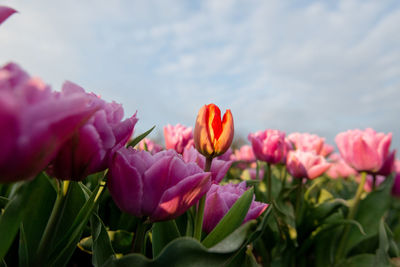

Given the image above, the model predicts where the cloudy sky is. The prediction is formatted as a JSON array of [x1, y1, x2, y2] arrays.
[[1, 0, 399, 151]]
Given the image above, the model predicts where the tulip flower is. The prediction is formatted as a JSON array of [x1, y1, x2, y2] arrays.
[[320, 143, 334, 157], [0, 63, 99, 183], [286, 150, 331, 179], [203, 182, 268, 234], [376, 150, 396, 176], [0, 6, 16, 25], [287, 132, 325, 155], [164, 123, 194, 154], [48, 82, 138, 181], [138, 138, 163, 154], [335, 128, 392, 173], [216, 147, 233, 161], [182, 146, 232, 184], [194, 104, 234, 158], [248, 129, 289, 164], [108, 148, 211, 222], [326, 153, 357, 179], [231, 145, 256, 169]]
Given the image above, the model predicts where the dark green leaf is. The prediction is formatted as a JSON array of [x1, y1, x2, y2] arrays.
[[335, 254, 376, 267], [152, 220, 181, 258], [91, 213, 115, 267], [0, 173, 50, 260]]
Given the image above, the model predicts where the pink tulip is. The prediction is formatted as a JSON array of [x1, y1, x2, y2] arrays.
[[216, 147, 233, 161], [335, 128, 392, 172], [247, 168, 264, 180], [163, 123, 194, 154], [108, 148, 211, 222], [326, 153, 357, 179], [364, 174, 385, 192], [248, 129, 289, 164], [287, 132, 325, 155], [47, 82, 138, 181], [0, 63, 99, 183], [286, 150, 331, 179], [320, 143, 334, 157], [138, 138, 163, 154], [232, 145, 256, 163], [182, 146, 232, 184], [203, 182, 268, 233], [0, 6, 16, 25]]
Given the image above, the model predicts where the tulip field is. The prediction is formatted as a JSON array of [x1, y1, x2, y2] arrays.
[[1, 6, 400, 267]]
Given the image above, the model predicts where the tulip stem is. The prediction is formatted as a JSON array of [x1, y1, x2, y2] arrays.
[[132, 218, 150, 254], [295, 177, 304, 224], [36, 180, 71, 264], [372, 174, 377, 190], [281, 165, 287, 189], [265, 163, 272, 203], [193, 157, 213, 241], [335, 172, 367, 262]]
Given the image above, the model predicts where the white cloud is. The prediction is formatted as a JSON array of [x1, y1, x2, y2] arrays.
[[0, 0, 399, 149]]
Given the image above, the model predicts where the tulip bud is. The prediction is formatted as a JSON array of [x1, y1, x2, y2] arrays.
[[194, 104, 234, 158]]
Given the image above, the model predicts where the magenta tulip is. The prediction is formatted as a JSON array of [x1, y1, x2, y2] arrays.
[[138, 138, 163, 155], [287, 132, 325, 155], [0, 6, 16, 25], [203, 182, 268, 233], [286, 150, 331, 179], [0, 63, 99, 183], [248, 129, 289, 164], [183, 146, 232, 184], [335, 128, 392, 172], [47, 81, 138, 181], [326, 153, 357, 179], [108, 148, 211, 222], [164, 123, 194, 154]]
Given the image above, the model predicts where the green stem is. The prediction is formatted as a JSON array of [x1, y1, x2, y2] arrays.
[[132, 218, 150, 254], [295, 177, 304, 224], [193, 157, 213, 241], [281, 165, 287, 189], [335, 172, 367, 262], [36, 180, 71, 264], [266, 163, 272, 203], [372, 174, 377, 191]]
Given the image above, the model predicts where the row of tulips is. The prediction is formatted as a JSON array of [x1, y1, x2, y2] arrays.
[[1, 6, 400, 266]]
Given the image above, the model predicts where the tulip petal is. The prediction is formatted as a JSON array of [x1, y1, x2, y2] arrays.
[[0, 6, 16, 25]]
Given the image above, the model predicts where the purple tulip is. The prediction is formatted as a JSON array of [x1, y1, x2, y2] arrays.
[[47, 82, 138, 181], [392, 160, 400, 197], [108, 148, 211, 222], [182, 146, 232, 184], [287, 132, 325, 155], [376, 150, 396, 176], [286, 150, 331, 179], [335, 128, 392, 173], [203, 182, 268, 234], [248, 129, 289, 164], [0, 6, 16, 25], [164, 123, 194, 154], [138, 138, 163, 154], [0, 63, 99, 182]]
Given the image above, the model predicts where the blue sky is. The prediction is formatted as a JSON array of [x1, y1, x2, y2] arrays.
[[1, 0, 399, 151]]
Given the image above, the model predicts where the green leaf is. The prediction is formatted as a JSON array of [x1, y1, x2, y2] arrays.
[[46, 180, 106, 266], [0, 173, 50, 260], [0, 196, 9, 209], [18, 176, 56, 265], [127, 126, 156, 148], [374, 218, 390, 266], [336, 254, 376, 267], [152, 220, 181, 258], [202, 188, 254, 248], [344, 174, 393, 255], [104, 237, 243, 267], [91, 213, 115, 267]]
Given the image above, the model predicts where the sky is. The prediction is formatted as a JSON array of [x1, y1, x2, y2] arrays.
[[1, 0, 399, 151]]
